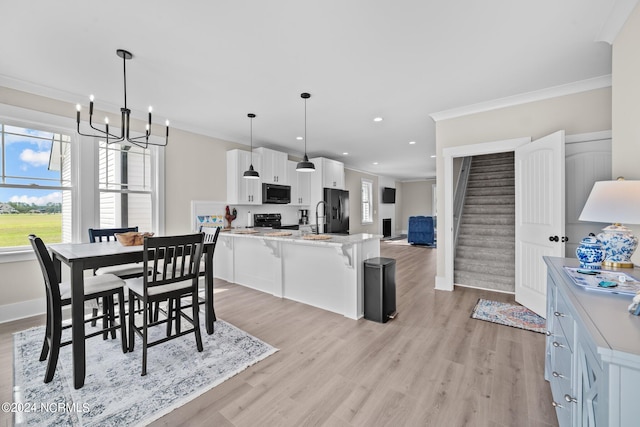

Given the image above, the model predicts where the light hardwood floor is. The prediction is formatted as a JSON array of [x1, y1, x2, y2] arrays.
[[0, 243, 558, 427]]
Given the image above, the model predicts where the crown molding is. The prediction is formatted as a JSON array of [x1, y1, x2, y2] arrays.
[[596, 0, 640, 44], [429, 75, 612, 122]]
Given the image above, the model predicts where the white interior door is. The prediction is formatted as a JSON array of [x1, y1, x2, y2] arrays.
[[515, 130, 565, 317], [565, 135, 612, 257]]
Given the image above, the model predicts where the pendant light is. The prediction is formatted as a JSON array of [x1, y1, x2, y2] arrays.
[[296, 93, 315, 172], [243, 113, 260, 179]]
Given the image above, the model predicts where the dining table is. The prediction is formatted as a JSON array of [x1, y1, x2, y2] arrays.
[[48, 239, 217, 389]]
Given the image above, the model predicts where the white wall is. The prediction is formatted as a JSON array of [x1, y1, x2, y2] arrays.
[[398, 180, 435, 234], [434, 87, 612, 287], [612, 2, 640, 264], [378, 176, 397, 236]]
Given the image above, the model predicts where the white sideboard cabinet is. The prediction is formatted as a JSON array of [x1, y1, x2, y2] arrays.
[[227, 149, 262, 205], [543, 256, 640, 427]]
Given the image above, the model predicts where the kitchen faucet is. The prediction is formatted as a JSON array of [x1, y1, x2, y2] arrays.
[[315, 200, 327, 235]]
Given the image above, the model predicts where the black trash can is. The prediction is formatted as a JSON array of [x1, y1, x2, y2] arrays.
[[363, 257, 397, 323]]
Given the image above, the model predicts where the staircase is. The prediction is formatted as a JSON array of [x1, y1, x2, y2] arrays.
[[454, 152, 515, 293]]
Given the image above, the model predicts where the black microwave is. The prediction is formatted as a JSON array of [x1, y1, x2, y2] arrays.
[[262, 183, 291, 204]]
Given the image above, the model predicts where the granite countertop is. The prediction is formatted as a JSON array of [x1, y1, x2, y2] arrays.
[[218, 229, 381, 246]]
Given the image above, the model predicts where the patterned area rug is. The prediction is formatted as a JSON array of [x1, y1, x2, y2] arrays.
[[13, 320, 277, 426], [471, 298, 546, 333]]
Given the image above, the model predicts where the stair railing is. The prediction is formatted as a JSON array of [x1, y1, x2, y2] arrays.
[[453, 156, 472, 248]]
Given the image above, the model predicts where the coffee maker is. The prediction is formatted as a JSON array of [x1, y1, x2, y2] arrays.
[[298, 209, 309, 225]]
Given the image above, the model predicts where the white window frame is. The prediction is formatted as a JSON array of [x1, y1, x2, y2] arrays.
[[361, 178, 373, 225], [0, 104, 165, 263]]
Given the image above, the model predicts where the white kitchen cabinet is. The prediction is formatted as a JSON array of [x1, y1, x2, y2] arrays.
[[544, 256, 640, 427], [288, 160, 311, 205], [253, 147, 288, 185], [309, 156, 346, 216], [315, 157, 344, 189], [227, 149, 262, 205]]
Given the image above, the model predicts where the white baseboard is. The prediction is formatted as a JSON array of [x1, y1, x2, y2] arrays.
[[454, 282, 515, 295], [0, 298, 45, 323], [435, 276, 453, 291]]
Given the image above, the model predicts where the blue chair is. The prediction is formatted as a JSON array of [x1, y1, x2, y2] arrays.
[[407, 216, 434, 245]]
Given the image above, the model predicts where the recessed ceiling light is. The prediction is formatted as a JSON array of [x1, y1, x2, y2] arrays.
[[342, 152, 349, 156], [409, 141, 416, 145], [296, 136, 303, 140], [430, 155, 436, 158], [373, 162, 379, 165], [373, 117, 383, 122]]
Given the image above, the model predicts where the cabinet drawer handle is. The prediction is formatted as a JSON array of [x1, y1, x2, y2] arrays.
[[554, 311, 565, 317], [551, 401, 563, 409], [564, 394, 577, 404], [552, 371, 565, 379], [552, 341, 564, 348]]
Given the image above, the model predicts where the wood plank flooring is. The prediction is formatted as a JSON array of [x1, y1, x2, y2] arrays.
[[0, 243, 558, 427]]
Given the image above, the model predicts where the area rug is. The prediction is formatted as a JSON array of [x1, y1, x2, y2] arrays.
[[470, 298, 546, 334], [13, 320, 277, 426]]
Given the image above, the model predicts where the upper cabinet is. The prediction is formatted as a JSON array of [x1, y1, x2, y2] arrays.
[[308, 157, 346, 212], [288, 160, 311, 206], [227, 149, 262, 205], [311, 157, 345, 189], [253, 147, 288, 185]]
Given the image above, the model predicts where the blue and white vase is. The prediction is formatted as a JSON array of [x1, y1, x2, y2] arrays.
[[597, 224, 638, 268], [576, 234, 604, 270]]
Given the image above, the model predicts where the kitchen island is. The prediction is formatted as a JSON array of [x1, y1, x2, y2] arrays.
[[213, 230, 381, 319]]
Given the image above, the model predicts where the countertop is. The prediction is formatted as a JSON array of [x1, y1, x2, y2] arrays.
[[218, 229, 382, 247]]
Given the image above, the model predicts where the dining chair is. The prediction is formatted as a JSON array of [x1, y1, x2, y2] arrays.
[[29, 234, 127, 383], [88, 227, 151, 330], [88, 227, 148, 279], [166, 226, 221, 334], [126, 233, 205, 376]]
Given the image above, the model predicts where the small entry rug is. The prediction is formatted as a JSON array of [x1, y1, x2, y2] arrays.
[[13, 320, 277, 426], [471, 299, 546, 334]]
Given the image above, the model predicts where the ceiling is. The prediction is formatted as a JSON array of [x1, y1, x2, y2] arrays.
[[0, 1, 615, 180]]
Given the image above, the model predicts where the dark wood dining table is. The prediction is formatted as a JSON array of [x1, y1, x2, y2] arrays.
[[48, 240, 217, 389]]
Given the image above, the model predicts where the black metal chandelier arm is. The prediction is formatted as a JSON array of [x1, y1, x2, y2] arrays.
[[76, 122, 117, 140]]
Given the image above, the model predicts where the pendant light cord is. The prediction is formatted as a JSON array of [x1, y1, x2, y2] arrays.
[[304, 97, 307, 154], [122, 52, 128, 109]]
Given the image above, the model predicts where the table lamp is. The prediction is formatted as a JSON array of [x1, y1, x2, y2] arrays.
[[579, 178, 640, 268]]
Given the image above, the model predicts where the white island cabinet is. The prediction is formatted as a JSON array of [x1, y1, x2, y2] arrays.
[[214, 231, 381, 319]]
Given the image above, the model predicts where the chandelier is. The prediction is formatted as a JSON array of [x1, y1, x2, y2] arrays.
[[75, 49, 169, 148]]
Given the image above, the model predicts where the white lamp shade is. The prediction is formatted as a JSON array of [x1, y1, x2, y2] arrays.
[[579, 180, 640, 225]]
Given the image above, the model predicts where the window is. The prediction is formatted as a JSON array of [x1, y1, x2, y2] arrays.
[[98, 141, 152, 231], [0, 123, 72, 248], [361, 178, 373, 224], [0, 103, 164, 256]]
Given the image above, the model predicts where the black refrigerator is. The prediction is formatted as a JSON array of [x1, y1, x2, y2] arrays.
[[324, 188, 349, 234]]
